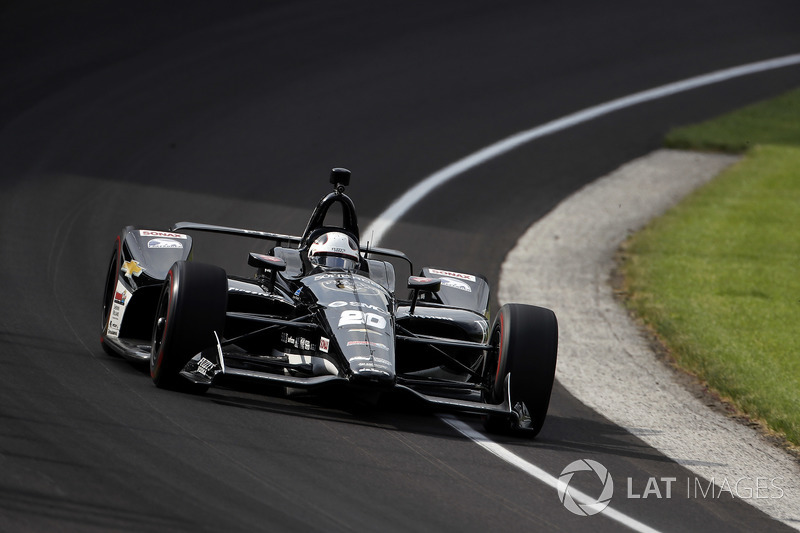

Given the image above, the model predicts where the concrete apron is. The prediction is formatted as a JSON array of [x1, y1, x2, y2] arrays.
[[499, 149, 800, 529]]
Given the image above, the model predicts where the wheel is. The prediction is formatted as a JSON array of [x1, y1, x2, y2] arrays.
[[100, 240, 121, 357], [483, 303, 558, 437], [150, 261, 228, 391]]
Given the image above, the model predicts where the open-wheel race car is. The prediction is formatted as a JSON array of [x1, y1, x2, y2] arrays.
[[100, 168, 558, 436]]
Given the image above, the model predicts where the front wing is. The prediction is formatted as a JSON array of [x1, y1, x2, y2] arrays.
[[179, 333, 517, 419]]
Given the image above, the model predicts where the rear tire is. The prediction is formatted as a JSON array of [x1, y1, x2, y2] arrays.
[[483, 304, 558, 437], [150, 261, 227, 391]]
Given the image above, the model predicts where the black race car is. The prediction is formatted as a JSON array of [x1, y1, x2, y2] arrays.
[[100, 168, 558, 436]]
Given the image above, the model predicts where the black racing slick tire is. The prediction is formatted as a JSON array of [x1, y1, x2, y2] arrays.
[[483, 304, 558, 437], [150, 261, 227, 391]]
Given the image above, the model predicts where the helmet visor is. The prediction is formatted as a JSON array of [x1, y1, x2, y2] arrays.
[[310, 253, 358, 271]]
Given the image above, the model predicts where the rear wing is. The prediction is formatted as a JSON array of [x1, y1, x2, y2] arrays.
[[171, 221, 413, 272], [171, 221, 303, 247]]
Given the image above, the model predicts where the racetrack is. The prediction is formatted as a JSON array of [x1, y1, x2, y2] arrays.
[[2, 2, 800, 531]]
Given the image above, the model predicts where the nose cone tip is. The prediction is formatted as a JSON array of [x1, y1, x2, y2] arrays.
[[351, 368, 395, 387]]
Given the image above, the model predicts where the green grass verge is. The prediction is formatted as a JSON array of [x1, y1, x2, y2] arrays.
[[623, 88, 800, 446], [665, 87, 800, 152]]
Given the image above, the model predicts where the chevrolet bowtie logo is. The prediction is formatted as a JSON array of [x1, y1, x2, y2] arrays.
[[122, 260, 144, 279]]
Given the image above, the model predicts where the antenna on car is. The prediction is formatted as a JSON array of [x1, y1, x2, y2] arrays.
[[330, 167, 351, 194], [364, 230, 375, 255]]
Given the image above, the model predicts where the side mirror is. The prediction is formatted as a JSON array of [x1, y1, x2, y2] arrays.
[[248, 253, 286, 272], [407, 276, 441, 314], [249, 253, 286, 292]]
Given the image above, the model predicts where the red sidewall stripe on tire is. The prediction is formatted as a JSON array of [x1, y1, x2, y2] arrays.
[[153, 270, 175, 375], [495, 311, 504, 382]]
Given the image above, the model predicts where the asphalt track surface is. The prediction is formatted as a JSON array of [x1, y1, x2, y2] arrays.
[[2, 2, 800, 531]]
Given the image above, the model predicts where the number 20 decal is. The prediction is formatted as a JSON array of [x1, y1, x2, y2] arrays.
[[338, 310, 386, 330]]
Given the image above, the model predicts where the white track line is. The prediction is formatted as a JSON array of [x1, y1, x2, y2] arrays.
[[363, 52, 800, 247], [363, 53, 800, 531], [440, 416, 662, 533]]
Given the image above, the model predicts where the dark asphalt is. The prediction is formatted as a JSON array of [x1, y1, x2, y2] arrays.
[[2, 1, 800, 531]]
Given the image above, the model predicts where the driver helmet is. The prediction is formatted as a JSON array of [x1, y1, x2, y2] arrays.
[[308, 231, 360, 271]]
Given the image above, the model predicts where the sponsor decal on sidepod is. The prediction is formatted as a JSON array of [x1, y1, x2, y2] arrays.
[[139, 230, 187, 239], [439, 277, 472, 292], [428, 268, 476, 282], [147, 238, 183, 249], [107, 281, 131, 338]]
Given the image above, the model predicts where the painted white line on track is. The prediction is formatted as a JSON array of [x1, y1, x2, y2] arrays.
[[363, 52, 800, 532], [363, 52, 800, 247], [440, 416, 663, 533]]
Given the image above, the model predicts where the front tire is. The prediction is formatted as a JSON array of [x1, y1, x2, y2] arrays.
[[484, 303, 558, 437], [150, 261, 227, 391]]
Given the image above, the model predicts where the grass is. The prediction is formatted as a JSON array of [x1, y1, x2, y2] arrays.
[[664, 87, 800, 152], [622, 88, 800, 446]]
